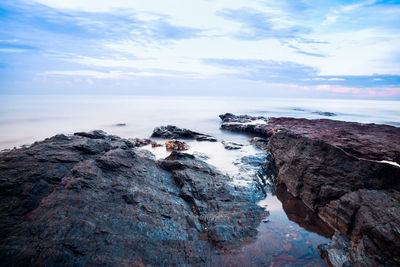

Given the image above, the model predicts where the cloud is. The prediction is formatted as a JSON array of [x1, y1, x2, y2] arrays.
[[204, 58, 400, 90], [1, 0, 399, 98], [217, 8, 309, 40], [305, 74, 400, 88], [295, 50, 326, 57], [0, 1, 203, 43], [42, 69, 204, 79], [0, 40, 39, 53], [204, 58, 317, 82]]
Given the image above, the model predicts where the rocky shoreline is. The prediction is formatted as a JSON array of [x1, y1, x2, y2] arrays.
[[0, 130, 270, 266], [0, 114, 399, 266], [220, 113, 400, 266]]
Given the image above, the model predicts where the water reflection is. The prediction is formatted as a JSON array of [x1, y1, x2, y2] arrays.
[[210, 185, 334, 267], [275, 184, 334, 239]]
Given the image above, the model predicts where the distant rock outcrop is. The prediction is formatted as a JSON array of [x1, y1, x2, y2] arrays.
[[152, 125, 217, 142]]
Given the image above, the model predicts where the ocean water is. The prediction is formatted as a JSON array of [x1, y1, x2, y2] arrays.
[[1, 95, 399, 150], [1, 95, 399, 266]]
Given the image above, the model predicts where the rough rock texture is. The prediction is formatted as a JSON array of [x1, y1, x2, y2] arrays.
[[220, 113, 400, 164], [268, 132, 400, 210], [220, 113, 400, 266], [159, 152, 267, 247], [0, 131, 266, 266], [318, 189, 400, 266], [152, 125, 217, 142]]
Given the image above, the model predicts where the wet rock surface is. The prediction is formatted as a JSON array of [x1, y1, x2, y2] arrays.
[[152, 125, 217, 142], [220, 113, 400, 266], [0, 131, 266, 266]]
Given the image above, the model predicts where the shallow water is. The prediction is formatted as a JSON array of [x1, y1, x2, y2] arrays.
[[1, 95, 399, 265]]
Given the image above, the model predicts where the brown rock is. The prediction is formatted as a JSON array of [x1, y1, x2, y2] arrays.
[[165, 139, 189, 151]]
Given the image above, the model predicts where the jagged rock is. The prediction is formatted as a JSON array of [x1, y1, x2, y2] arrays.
[[74, 130, 108, 139], [220, 113, 400, 164], [165, 139, 189, 151], [219, 113, 400, 266], [219, 114, 268, 134], [268, 132, 400, 210], [0, 131, 267, 266], [221, 141, 243, 150], [158, 151, 267, 247], [318, 189, 400, 266], [152, 125, 217, 142]]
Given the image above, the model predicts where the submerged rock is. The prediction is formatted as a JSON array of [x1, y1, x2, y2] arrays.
[[221, 141, 243, 150], [312, 111, 336, 116], [220, 113, 400, 266], [152, 125, 217, 142], [0, 131, 267, 266]]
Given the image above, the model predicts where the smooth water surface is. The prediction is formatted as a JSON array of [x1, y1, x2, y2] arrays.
[[1, 95, 400, 150]]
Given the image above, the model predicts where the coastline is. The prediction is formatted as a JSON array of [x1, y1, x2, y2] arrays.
[[0, 115, 399, 266]]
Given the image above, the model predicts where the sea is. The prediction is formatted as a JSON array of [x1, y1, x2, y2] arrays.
[[1, 95, 399, 266]]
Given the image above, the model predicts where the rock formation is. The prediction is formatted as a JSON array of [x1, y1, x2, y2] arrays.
[[220, 113, 400, 266], [0, 130, 266, 266], [152, 125, 217, 142]]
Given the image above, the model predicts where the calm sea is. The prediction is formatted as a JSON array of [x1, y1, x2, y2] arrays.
[[1, 95, 399, 150]]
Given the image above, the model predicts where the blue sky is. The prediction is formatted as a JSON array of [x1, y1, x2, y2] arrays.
[[0, 0, 400, 98]]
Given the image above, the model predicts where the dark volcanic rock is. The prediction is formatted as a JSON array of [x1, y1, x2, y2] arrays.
[[268, 132, 400, 210], [219, 114, 268, 134], [318, 189, 400, 266], [0, 131, 266, 266], [220, 113, 400, 164], [152, 125, 217, 142], [220, 113, 400, 266], [159, 151, 267, 247]]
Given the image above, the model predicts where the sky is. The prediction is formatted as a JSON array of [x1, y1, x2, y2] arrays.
[[0, 0, 400, 98]]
